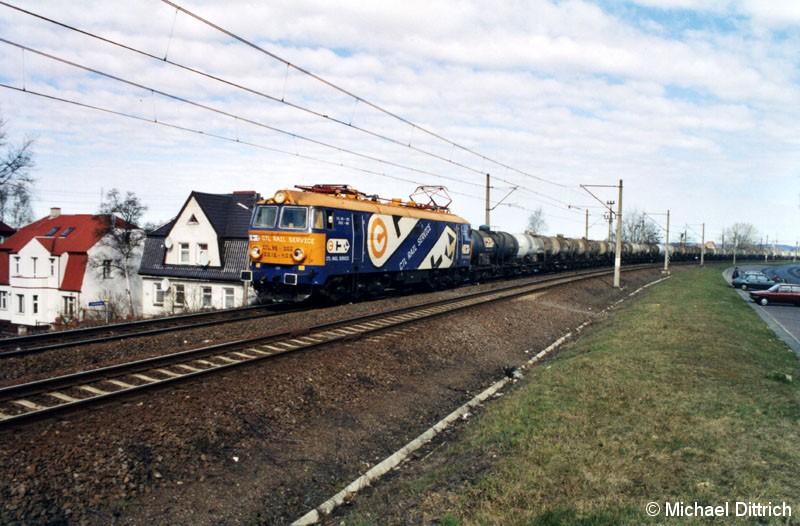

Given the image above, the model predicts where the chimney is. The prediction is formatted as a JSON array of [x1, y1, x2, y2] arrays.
[[50, 207, 61, 219]]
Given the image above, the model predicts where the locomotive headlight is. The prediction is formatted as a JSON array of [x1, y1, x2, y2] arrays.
[[292, 247, 306, 263], [250, 246, 262, 259], [273, 191, 287, 204]]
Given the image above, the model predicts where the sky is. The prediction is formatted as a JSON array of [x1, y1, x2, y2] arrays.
[[0, 0, 798, 246]]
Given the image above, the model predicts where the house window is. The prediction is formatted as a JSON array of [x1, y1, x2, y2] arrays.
[[16, 294, 25, 314], [188, 214, 199, 225], [179, 243, 190, 264], [63, 296, 75, 319], [198, 243, 209, 264], [223, 287, 235, 309], [13, 257, 20, 275], [154, 283, 165, 306], [102, 260, 112, 279], [50, 258, 56, 277], [45, 226, 60, 236], [32, 295, 38, 314], [202, 287, 212, 308], [0, 291, 8, 310], [31, 257, 37, 276], [174, 284, 185, 306], [60, 227, 75, 238]]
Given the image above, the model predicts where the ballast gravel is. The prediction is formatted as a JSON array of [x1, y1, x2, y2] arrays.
[[0, 268, 669, 525]]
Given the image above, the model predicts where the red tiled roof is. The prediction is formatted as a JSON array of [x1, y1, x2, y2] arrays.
[[61, 254, 88, 292], [0, 214, 111, 255], [0, 213, 125, 287]]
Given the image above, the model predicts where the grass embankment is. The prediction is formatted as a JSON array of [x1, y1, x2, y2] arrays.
[[351, 266, 800, 525]]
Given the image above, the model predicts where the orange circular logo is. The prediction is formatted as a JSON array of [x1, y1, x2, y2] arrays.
[[370, 217, 388, 259]]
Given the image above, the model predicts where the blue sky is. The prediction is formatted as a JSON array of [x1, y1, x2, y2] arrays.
[[0, 0, 798, 246]]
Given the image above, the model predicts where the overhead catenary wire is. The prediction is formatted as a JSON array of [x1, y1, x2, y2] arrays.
[[0, 82, 487, 206], [0, 0, 589, 215], [0, 1, 514, 189], [0, 37, 585, 221], [160, 0, 573, 191], [0, 38, 485, 192], [0, 2, 596, 221]]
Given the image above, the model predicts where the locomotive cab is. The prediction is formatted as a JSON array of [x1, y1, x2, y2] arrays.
[[249, 194, 329, 302]]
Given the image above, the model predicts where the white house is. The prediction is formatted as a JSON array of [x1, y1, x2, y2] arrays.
[[138, 191, 259, 317], [0, 208, 143, 332]]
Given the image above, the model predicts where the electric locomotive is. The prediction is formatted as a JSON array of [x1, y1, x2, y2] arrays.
[[248, 184, 472, 302]]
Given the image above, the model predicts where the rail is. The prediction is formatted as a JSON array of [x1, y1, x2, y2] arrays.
[[0, 264, 656, 427]]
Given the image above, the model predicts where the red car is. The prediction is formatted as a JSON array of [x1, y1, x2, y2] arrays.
[[750, 283, 800, 306]]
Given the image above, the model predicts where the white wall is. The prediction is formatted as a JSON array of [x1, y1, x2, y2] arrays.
[[164, 198, 221, 267], [1, 230, 144, 328], [141, 277, 252, 317], [83, 236, 144, 319], [6, 240, 63, 327]]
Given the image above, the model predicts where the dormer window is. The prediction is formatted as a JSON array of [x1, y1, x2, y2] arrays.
[[45, 227, 60, 236], [60, 227, 75, 238], [187, 214, 199, 225]]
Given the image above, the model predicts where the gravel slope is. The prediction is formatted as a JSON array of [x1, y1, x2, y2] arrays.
[[0, 268, 667, 525]]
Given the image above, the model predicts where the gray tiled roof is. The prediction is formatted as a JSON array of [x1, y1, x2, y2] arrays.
[[192, 191, 257, 239], [139, 237, 249, 282], [138, 191, 258, 282]]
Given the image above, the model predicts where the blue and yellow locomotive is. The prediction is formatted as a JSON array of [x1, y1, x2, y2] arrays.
[[248, 184, 472, 302]]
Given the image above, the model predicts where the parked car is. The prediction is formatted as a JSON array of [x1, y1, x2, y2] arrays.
[[750, 283, 800, 306], [732, 273, 776, 290]]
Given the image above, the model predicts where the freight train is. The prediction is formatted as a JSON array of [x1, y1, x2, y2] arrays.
[[247, 184, 779, 303]]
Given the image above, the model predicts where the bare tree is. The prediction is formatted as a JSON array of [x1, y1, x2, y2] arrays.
[[622, 208, 661, 243], [724, 223, 759, 251], [93, 189, 147, 317], [526, 207, 547, 235], [0, 115, 36, 227]]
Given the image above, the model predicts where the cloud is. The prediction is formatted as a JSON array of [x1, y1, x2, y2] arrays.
[[0, 0, 797, 242]]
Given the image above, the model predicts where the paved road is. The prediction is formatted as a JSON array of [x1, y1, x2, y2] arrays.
[[725, 264, 800, 356], [767, 263, 800, 284]]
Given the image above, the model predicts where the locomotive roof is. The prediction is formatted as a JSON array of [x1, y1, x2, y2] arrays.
[[260, 188, 470, 224]]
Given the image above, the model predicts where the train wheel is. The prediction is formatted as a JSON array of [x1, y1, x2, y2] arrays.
[[322, 277, 349, 304]]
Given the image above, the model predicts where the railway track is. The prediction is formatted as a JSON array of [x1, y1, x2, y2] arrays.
[[0, 264, 655, 427], [0, 303, 290, 358]]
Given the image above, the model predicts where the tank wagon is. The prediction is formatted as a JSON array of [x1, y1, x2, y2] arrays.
[[248, 184, 785, 303]]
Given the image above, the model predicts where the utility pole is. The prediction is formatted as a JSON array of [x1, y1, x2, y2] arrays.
[[485, 173, 490, 227], [613, 180, 623, 288], [605, 205, 614, 240], [664, 209, 670, 273], [642, 210, 670, 272], [700, 223, 705, 266], [581, 180, 624, 288], [585, 208, 589, 239], [568, 204, 592, 239]]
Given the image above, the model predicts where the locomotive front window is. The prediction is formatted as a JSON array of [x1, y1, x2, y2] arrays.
[[253, 206, 278, 228], [279, 206, 308, 230]]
